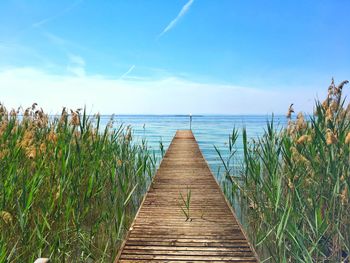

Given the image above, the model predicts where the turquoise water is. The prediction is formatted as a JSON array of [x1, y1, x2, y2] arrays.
[[100, 115, 288, 182]]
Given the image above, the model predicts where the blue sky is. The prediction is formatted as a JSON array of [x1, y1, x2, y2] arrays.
[[0, 0, 349, 114]]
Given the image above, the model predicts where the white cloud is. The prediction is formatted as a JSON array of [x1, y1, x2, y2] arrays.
[[67, 54, 86, 77], [68, 54, 85, 66], [119, 65, 135, 79], [66, 66, 85, 77], [158, 0, 194, 38], [0, 67, 335, 115], [43, 32, 67, 46], [32, 0, 84, 28]]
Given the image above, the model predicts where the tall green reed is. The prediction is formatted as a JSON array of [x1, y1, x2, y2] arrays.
[[217, 79, 350, 262], [0, 104, 155, 262]]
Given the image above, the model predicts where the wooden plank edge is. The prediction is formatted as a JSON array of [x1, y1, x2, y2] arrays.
[[192, 130, 261, 262], [114, 130, 178, 263]]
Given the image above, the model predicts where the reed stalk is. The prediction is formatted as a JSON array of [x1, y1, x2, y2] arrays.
[[0, 105, 155, 262], [218, 79, 350, 262]]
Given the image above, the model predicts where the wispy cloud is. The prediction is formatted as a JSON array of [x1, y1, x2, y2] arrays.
[[0, 66, 331, 115], [32, 0, 84, 28], [41, 31, 90, 74], [67, 54, 86, 77], [158, 0, 194, 39], [0, 42, 59, 69], [43, 32, 67, 46], [119, 65, 135, 79]]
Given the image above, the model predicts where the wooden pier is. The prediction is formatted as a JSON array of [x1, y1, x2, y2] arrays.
[[115, 130, 259, 262]]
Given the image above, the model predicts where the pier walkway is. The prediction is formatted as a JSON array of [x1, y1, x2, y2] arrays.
[[115, 130, 259, 262]]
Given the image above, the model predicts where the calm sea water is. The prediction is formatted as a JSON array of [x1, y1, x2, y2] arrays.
[[100, 115, 288, 182]]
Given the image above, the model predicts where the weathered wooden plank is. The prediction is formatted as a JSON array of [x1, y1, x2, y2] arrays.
[[119, 261, 253, 263], [121, 249, 254, 257], [115, 130, 259, 262], [123, 245, 251, 250], [119, 254, 258, 261]]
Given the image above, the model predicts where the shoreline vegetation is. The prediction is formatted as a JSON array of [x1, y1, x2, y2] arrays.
[[218, 79, 350, 262], [0, 106, 156, 262], [0, 79, 349, 262]]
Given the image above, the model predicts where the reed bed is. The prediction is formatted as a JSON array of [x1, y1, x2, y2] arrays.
[[0, 105, 155, 262], [218, 79, 350, 262]]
